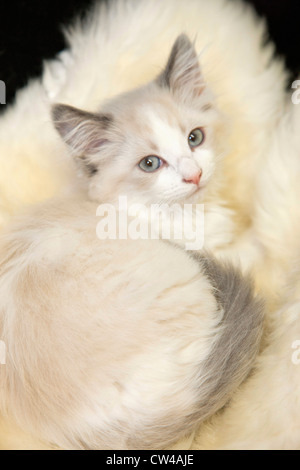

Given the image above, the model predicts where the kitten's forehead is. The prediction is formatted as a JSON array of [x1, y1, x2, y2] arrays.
[[107, 84, 210, 147], [143, 107, 185, 153], [109, 86, 181, 129], [122, 94, 190, 160]]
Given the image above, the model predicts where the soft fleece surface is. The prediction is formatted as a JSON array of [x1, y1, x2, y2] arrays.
[[0, 0, 300, 450]]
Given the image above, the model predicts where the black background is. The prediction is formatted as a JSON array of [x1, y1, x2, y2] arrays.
[[0, 0, 299, 108]]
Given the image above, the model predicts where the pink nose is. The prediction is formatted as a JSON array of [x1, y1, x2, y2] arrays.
[[183, 171, 202, 186]]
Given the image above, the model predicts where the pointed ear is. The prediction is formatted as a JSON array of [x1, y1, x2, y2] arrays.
[[156, 34, 205, 100], [51, 104, 113, 157]]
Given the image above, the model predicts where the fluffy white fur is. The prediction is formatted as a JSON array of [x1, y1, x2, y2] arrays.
[[50, 34, 222, 208], [0, 195, 264, 449], [0, 0, 287, 230], [193, 100, 300, 450], [0, 200, 216, 449], [0, 0, 299, 449]]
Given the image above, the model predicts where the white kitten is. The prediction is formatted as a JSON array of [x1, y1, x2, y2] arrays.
[[51, 35, 232, 251], [0, 0, 297, 451], [0, 35, 264, 450], [0, 197, 263, 449], [52, 35, 223, 208]]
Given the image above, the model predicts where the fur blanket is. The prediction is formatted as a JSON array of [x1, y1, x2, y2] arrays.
[[0, 0, 300, 449]]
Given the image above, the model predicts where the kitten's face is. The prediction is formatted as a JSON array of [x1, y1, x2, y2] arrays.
[[52, 35, 221, 206]]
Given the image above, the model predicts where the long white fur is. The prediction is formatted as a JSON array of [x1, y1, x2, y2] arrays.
[[0, 196, 264, 449], [0, 0, 287, 228], [0, 0, 299, 450], [194, 100, 300, 449]]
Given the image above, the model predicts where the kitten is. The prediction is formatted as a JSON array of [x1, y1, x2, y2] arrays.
[[51, 34, 230, 250], [52, 34, 223, 206], [0, 35, 264, 450], [0, 200, 263, 450]]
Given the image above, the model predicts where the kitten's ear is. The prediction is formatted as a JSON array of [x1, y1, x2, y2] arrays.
[[156, 34, 205, 100], [51, 103, 113, 159]]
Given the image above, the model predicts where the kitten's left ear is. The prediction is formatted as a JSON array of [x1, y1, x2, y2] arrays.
[[156, 34, 205, 101]]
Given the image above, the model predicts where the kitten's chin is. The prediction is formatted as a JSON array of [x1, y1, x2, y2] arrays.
[[158, 189, 205, 207], [184, 185, 207, 204]]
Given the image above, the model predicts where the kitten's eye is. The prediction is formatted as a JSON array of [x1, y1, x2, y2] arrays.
[[188, 128, 205, 148], [138, 156, 162, 172]]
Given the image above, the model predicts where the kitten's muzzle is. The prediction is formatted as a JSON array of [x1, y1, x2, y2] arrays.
[[183, 170, 202, 186]]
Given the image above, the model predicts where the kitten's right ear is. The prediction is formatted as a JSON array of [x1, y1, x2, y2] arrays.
[[51, 104, 113, 158], [156, 34, 205, 102]]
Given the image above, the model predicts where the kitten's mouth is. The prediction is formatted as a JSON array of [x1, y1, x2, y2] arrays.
[[188, 181, 207, 198], [171, 186, 204, 205]]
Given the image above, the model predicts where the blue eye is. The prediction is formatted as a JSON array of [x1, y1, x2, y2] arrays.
[[188, 128, 205, 148], [138, 156, 162, 172]]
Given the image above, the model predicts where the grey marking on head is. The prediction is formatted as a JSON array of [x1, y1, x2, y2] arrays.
[[157, 36, 183, 89], [95, 113, 114, 129], [202, 104, 213, 112], [51, 103, 114, 167], [156, 34, 198, 89], [79, 156, 98, 176], [52, 104, 113, 130]]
